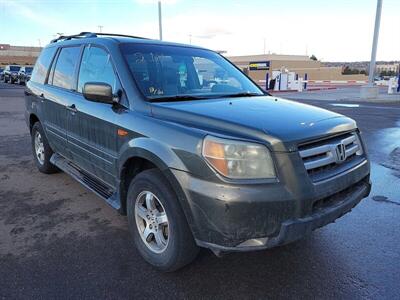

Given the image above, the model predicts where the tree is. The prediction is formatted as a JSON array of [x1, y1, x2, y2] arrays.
[[342, 66, 361, 75], [380, 70, 397, 77], [310, 55, 318, 61]]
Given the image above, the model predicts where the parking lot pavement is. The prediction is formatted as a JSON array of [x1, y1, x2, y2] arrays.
[[277, 86, 400, 102], [0, 82, 399, 299]]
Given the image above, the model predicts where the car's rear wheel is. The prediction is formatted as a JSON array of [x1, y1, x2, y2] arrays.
[[31, 122, 59, 174], [127, 169, 199, 272]]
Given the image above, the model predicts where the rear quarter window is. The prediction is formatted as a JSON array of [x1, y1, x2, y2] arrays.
[[31, 47, 57, 84]]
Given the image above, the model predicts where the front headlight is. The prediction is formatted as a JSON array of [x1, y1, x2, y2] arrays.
[[202, 136, 276, 179]]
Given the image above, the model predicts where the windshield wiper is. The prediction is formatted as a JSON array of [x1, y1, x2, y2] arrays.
[[219, 92, 264, 98], [150, 95, 211, 102]]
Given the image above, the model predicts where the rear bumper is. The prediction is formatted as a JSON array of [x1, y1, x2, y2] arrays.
[[196, 177, 370, 253]]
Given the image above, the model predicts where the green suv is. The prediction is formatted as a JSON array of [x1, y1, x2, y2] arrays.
[[25, 32, 371, 271]]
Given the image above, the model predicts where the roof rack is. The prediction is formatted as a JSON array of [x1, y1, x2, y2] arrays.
[[50, 32, 148, 43]]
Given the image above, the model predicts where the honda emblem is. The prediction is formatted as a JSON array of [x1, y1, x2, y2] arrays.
[[335, 143, 347, 163]]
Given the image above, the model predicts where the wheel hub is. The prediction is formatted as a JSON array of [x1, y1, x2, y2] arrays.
[[34, 131, 45, 165], [135, 191, 169, 254]]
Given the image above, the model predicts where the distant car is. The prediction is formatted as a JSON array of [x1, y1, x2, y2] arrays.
[[17, 66, 33, 85], [0, 67, 4, 81], [3, 65, 21, 84]]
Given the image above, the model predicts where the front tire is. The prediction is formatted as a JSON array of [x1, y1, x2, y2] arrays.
[[31, 122, 59, 174], [127, 169, 199, 272]]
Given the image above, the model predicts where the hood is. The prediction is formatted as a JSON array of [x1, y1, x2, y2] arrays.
[[151, 96, 356, 152]]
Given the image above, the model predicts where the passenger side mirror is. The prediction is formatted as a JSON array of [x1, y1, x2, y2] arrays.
[[83, 82, 114, 104]]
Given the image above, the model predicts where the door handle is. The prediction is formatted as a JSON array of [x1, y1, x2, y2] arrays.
[[66, 104, 78, 113]]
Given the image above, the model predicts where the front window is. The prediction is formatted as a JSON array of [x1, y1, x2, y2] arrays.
[[77, 46, 116, 93], [121, 43, 263, 101]]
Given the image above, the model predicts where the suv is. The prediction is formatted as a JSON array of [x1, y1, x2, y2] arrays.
[[3, 65, 21, 83], [17, 66, 33, 85], [25, 32, 371, 271]]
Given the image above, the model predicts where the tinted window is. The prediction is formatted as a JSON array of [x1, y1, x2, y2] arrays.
[[31, 47, 57, 84], [10, 66, 20, 72], [52, 47, 81, 90], [77, 46, 116, 93], [121, 43, 263, 100]]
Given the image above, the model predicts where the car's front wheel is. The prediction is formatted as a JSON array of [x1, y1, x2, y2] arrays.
[[31, 122, 59, 174], [127, 169, 199, 272]]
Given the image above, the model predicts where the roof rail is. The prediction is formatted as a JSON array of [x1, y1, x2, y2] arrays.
[[92, 33, 149, 40], [50, 32, 148, 43], [50, 32, 96, 43]]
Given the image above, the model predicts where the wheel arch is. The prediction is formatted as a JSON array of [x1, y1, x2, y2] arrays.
[[117, 143, 197, 237], [29, 113, 40, 133]]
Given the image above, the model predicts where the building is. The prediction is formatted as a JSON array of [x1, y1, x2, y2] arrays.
[[376, 63, 399, 74], [226, 54, 368, 83], [0, 44, 42, 66]]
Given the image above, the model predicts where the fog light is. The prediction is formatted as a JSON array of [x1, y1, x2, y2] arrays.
[[237, 237, 269, 248]]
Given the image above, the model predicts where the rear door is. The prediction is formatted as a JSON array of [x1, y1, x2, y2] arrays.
[[66, 45, 121, 186], [43, 45, 82, 159]]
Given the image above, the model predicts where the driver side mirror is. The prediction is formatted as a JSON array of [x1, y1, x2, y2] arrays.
[[83, 82, 115, 104]]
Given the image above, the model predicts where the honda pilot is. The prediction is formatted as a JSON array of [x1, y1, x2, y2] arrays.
[[25, 32, 371, 271]]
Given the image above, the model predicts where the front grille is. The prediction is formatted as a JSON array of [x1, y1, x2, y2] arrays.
[[299, 131, 365, 182]]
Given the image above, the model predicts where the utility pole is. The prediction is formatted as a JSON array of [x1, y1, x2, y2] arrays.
[[158, 1, 163, 40], [361, 0, 383, 98], [368, 0, 382, 85], [98, 25, 103, 33]]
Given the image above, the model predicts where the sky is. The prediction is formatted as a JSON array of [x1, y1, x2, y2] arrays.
[[0, 0, 399, 62]]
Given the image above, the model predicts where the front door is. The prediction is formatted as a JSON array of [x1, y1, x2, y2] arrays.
[[66, 45, 120, 187]]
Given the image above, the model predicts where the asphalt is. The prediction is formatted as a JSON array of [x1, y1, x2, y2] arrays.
[[0, 83, 399, 299]]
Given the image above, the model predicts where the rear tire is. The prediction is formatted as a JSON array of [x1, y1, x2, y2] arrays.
[[31, 122, 59, 174], [127, 169, 199, 272]]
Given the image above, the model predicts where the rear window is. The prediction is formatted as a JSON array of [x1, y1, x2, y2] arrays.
[[51, 47, 81, 90], [31, 47, 57, 84]]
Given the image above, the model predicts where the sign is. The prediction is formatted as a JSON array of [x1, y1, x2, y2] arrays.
[[249, 61, 270, 71]]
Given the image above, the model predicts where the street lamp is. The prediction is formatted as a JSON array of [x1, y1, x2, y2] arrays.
[[158, 1, 163, 40], [361, 0, 383, 99]]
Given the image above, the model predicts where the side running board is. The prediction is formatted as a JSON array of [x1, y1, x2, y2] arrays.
[[50, 153, 121, 211]]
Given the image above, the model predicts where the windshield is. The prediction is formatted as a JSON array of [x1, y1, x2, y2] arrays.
[[121, 43, 263, 101], [25, 67, 33, 73], [10, 66, 20, 72]]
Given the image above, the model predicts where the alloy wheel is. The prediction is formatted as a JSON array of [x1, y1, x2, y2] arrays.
[[34, 131, 45, 165], [135, 191, 169, 253]]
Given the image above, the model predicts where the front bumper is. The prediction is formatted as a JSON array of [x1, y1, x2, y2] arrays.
[[197, 177, 370, 253], [172, 154, 371, 253]]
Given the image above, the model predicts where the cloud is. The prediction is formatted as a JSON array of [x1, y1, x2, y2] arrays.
[[3, 0, 63, 28], [195, 26, 232, 39]]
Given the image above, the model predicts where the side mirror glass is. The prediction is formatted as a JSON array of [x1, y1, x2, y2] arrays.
[[83, 82, 114, 104]]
